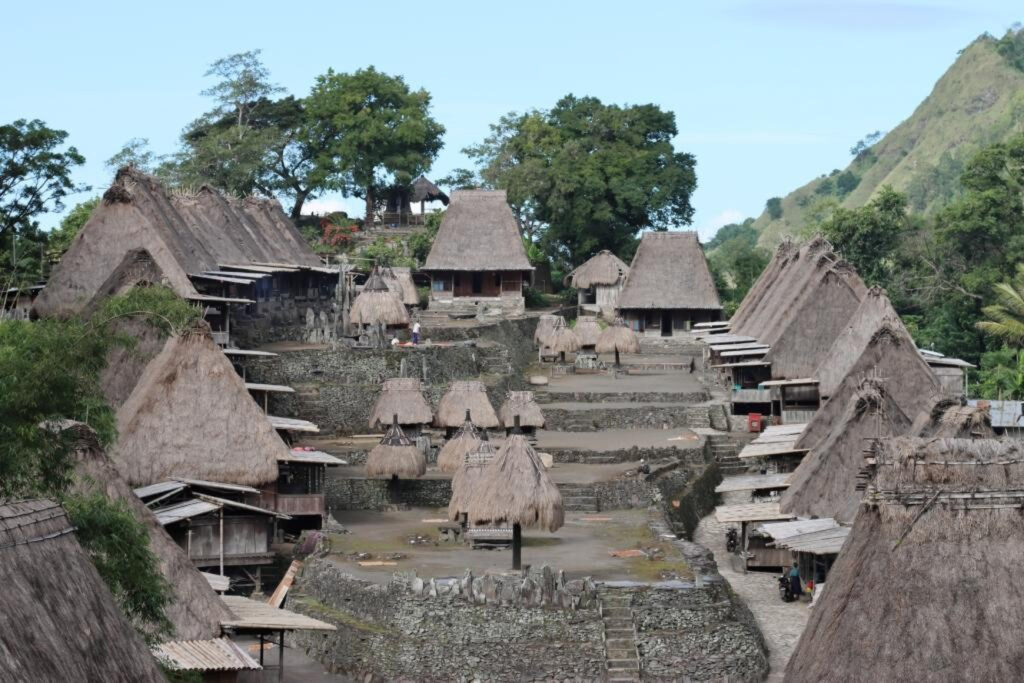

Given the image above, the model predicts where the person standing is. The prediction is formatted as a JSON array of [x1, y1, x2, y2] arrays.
[[412, 320, 421, 345], [788, 561, 802, 600]]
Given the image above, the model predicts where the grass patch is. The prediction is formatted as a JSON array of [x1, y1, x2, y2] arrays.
[[290, 596, 396, 635]]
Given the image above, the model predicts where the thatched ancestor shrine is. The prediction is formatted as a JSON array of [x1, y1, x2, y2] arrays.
[[369, 378, 433, 435], [616, 231, 722, 336], [422, 190, 534, 315], [437, 410, 485, 473], [435, 381, 500, 433]]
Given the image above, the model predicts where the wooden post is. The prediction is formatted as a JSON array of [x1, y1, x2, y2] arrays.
[[224, 303, 230, 346], [219, 508, 225, 576], [614, 348, 621, 367], [278, 629, 285, 683], [264, 391, 268, 414], [259, 633, 264, 667], [186, 526, 192, 559], [512, 523, 522, 570]]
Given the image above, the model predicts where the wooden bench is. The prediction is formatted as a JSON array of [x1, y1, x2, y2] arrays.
[[465, 527, 513, 549]]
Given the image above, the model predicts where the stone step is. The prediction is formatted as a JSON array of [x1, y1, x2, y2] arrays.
[[606, 648, 636, 659], [607, 659, 640, 670], [603, 619, 633, 629], [604, 638, 634, 649], [601, 607, 632, 618], [604, 629, 634, 640]]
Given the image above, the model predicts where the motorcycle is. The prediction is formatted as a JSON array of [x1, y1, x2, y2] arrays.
[[725, 527, 739, 553], [779, 575, 796, 603]]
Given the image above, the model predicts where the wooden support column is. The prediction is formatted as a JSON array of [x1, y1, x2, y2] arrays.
[[278, 629, 285, 683], [219, 508, 225, 576], [512, 523, 522, 570]]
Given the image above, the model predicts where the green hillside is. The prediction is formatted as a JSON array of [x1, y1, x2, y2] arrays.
[[754, 34, 1024, 247]]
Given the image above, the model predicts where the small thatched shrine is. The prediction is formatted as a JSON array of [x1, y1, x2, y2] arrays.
[[534, 314, 566, 348], [466, 417, 564, 569], [369, 378, 433, 436], [422, 190, 534, 316], [573, 316, 603, 349], [544, 321, 580, 361], [380, 266, 420, 307], [786, 437, 1024, 682], [0, 499, 167, 682], [448, 434, 497, 523], [435, 381, 500, 435], [616, 232, 722, 336], [911, 397, 996, 438], [351, 267, 410, 331], [565, 250, 630, 318], [499, 391, 545, 436], [437, 410, 484, 473], [366, 417, 426, 479], [596, 319, 641, 366]]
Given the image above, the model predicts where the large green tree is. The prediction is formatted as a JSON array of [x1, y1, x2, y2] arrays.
[[465, 96, 697, 265], [819, 185, 909, 287], [305, 66, 446, 223]]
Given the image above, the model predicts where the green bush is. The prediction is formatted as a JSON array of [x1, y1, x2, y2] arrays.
[[523, 286, 546, 309]]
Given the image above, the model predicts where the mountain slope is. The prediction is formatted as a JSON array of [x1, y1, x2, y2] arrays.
[[755, 35, 1024, 247]]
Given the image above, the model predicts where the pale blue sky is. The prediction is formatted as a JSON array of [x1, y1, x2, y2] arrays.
[[2, 0, 1020, 239]]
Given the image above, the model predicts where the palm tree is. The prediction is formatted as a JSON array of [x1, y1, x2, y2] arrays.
[[977, 264, 1024, 345]]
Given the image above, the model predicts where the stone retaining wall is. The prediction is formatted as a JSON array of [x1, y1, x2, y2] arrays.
[[542, 404, 717, 431], [535, 389, 709, 404], [544, 442, 707, 465]]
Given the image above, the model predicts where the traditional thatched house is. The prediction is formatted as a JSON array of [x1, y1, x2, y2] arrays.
[[728, 240, 797, 332], [379, 175, 449, 227], [366, 418, 426, 479], [565, 250, 630, 318], [437, 410, 484, 473], [435, 380, 500, 435], [616, 232, 722, 336], [0, 499, 166, 682], [786, 437, 1024, 682], [499, 391, 545, 437], [350, 267, 410, 330], [33, 168, 335, 346], [466, 418, 564, 569], [369, 378, 433, 437], [573, 316, 603, 349], [422, 190, 533, 315]]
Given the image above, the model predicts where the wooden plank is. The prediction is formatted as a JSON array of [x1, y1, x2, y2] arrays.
[[267, 560, 302, 609]]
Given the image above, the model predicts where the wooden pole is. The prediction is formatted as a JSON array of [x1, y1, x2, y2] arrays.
[[614, 349, 621, 367], [219, 508, 225, 576], [278, 629, 285, 683], [259, 633, 264, 667], [512, 523, 522, 570]]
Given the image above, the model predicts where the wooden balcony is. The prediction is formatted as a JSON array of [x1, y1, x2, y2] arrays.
[[253, 493, 324, 517]]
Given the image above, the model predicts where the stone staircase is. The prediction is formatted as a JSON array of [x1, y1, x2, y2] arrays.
[[682, 406, 712, 429], [707, 432, 746, 475], [480, 346, 513, 375], [598, 591, 642, 682], [558, 483, 599, 512]]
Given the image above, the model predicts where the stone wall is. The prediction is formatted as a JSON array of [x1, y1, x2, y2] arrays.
[[535, 389, 710, 404], [542, 403, 719, 432], [326, 476, 451, 511], [232, 290, 339, 347], [545, 442, 707, 465], [658, 462, 724, 540], [290, 562, 606, 682]]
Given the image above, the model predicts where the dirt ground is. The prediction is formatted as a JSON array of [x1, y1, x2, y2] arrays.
[[694, 494, 810, 682], [324, 507, 692, 585]]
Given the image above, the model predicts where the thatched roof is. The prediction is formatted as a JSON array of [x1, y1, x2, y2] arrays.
[[369, 378, 433, 429], [780, 378, 911, 524], [499, 391, 545, 429], [351, 269, 410, 327], [566, 250, 629, 288], [448, 436, 497, 521], [761, 264, 867, 379], [422, 190, 532, 272], [546, 325, 580, 354], [0, 499, 166, 682], [34, 167, 321, 318], [112, 322, 284, 487], [435, 381, 500, 428], [786, 437, 1024, 682], [366, 419, 425, 478], [380, 266, 419, 306], [59, 420, 231, 640], [729, 240, 796, 329], [617, 232, 721, 310], [910, 397, 997, 438], [534, 314, 565, 346], [410, 175, 449, 205], [100, 317, 170, 410], [573, 317, 602, 347], [814, 287, 901, 397], [466, 427, 564, 532], [437, 411, 484, 473], [595, 322, 641, 354]]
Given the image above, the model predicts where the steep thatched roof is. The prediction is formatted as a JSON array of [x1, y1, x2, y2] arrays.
[[34, 167, 321, 318], [565, 250, 629, 288], [448, 436, 497, 521], [380, 266, 419, 306], [100, 317, 170, 410], [780, 378, 911, 523], [617, 232, 721, 310], [761, 264, 867, 379], [0, 499, 166, 682], [112, 322, 284, 486], [499, 391, 545, 429], [369, 378, 433, 429], [595, 322, 641, 354], [366, 419, 425, 478], [729, 240, 796, 329], [351, 269, 410, 326], [573, 317, 602, 347], [410, 175, 449, 205], [466, 428, 564, 532], [546, 325, 581, 354], [435, 381, 500, 428], [60, 420, 231, 640], [534, 314, 565, 346], [814, 287, 900, 397], [911, 397, 997, 438], [423, 190, 532, 272], [786, 437, 1024, 682], [437, 410, 484, 473]]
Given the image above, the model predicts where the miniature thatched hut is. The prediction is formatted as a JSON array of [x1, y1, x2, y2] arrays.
[[596, 319, 641, 367], [435, 381, 500, 435], [437, 410, 484, 473], [786, 437, 1024, 682], [366, 416, 426, 479], [351, 268, 410, 331], [616, 232, 722, 336], [534, 314, 565, 347], [448, 433, 497, 523], [573, 316, 603, 349], [369, 378, 433, 436], [111, 322, 285, 487], [545, 322, 580, 362], [466, 417, 564, 569], [565, 250, 630, 318], [0, 499, 166, 681], [381, 266, 420, 307], [499, 391, 545, 436], [910, 397, 997, 438]]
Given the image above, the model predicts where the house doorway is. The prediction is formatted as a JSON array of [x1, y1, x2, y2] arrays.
[[660, 311, 672, 337], [472, 272, 483, 294]]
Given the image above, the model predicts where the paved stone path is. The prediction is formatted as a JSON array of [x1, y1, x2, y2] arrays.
[[694, 493, 809, 683]]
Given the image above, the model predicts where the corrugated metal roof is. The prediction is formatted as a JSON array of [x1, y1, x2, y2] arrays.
[[180, 479, 261, 494], [134, 481, 186, 499], [268, 415, 320, 433], [201, 572, 231, 592], [153, 637, 261, 671], [721, 348, 769, 358], [154, 499, 221, 525], [772, 526, 851, 555], [193, 493, 291, 520], [715, 502, 794, 523], [757, 518, 839, 540], [246, 382, 295, 393], [968, 399, 1024, 428], [220, 596, 337, 632], [223, 348, 278, 357], [715, 473, 792, 493], [279, 449, 347, 465]]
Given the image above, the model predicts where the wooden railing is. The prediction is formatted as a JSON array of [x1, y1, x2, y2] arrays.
[[731, 388, 772, 403]]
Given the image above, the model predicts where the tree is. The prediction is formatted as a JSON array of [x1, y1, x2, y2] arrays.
[[765, 196, 783, 220], [818, 186, 909, 287], [975, 347, 1024, 399], [465, 95, 697, 265], [850, 130, 883, 158], [106, 138, 154, 173], [305, 66, 446, 223], [47, 197, 99, 258], [706, 219, 769, 315], [977, 264, 1024, 345], [435, 167, 478, 191]]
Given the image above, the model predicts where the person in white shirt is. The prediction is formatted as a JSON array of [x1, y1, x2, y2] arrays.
[[412, 321, 421, 345]]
